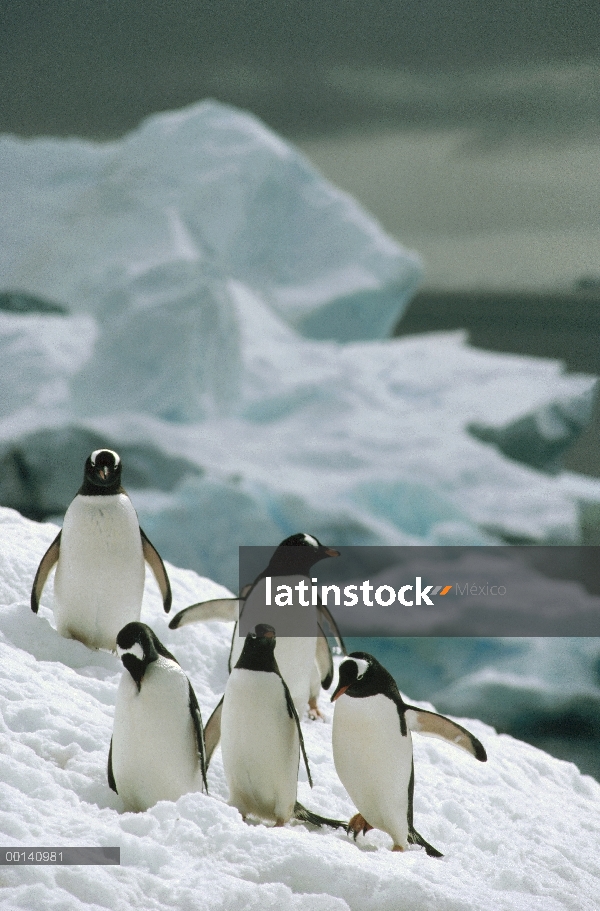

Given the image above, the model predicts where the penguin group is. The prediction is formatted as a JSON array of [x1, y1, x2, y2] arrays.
[[30, 449, 487, 855]]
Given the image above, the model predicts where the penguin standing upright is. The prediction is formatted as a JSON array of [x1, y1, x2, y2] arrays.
[[169, 533, 345, 725], [31, 449, 172, 650], [109, 622, 207, 812], [331, 653, 487, 856], [220, 623, 345, 829]]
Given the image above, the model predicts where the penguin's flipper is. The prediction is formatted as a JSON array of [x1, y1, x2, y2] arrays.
[[188, 681, 208, 793], [405, 707, 487, 762], [316, 623, 334, 689], [169, 599, 240, 630], [31, 530, 61, 613], [281, 678, 313, 787], [204, 695, 223, 768], [140, 529, 172, 614], [317, 602, 347, 655], [107, 737, 117, 794], [406, 758, 442, 857], [293, 802, 347, 830], [227, 623, 237, 674]]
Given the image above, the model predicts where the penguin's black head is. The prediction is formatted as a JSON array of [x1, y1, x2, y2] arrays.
[[254, 623, 276, 640], [81, 449, 123, 495], [266, 533, 340, 576], [331, 652, 400, 702], [116, 622, 178, 691], [234, 624, 278, 672]]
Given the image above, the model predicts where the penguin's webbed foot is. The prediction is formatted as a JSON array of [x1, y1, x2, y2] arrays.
[[308, 697, 325, 720], [392, 844, 405, 852], [347, 813, 373, 841]]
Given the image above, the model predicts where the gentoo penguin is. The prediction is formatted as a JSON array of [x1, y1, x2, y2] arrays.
[[220, 623, 345, 829], [108, 622, 207, 812], [331, 652, 487, 856], [169, 533, 346, 742], [31, 449, 172, 650]]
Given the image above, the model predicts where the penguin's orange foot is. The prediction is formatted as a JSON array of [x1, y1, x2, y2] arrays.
[[347, 813, 373, 841], [392, 844, 405, 852], [308, 698, 324, 720]]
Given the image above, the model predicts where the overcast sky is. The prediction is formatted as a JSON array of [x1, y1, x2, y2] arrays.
[[2, 1, 599, 138]]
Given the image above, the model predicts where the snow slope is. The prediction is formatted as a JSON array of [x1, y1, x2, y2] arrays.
[[1, 507, 599, 911]]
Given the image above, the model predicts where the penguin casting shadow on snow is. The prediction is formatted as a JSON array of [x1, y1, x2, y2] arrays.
[[169, 532, 347, 761], [108, 622, 208, 812], [219, 623, 346, 830], [31, 449, 172, 650], [331, 652, 487, 857]]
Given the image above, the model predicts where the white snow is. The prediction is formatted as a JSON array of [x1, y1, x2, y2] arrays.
[[1, 507, 599, 911]]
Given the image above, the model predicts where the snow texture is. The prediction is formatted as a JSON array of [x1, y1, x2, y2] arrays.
[[2, 507, 600, 911], [0, 101, 599, 588]]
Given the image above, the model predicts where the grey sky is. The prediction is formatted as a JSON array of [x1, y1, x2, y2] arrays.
[[2, 0, 599, 139]]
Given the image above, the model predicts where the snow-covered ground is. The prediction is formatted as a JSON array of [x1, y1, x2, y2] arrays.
[[2, 507, 600, 911]]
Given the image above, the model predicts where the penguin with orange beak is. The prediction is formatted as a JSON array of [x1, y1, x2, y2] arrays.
[[331, 652, 487, 856]]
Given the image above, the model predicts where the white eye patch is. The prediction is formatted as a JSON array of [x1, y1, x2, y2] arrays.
[[303, 534, 319, 548], [90, 449, 120, 467], [351, 658, 369, 679], [117, 642, 144, 661]]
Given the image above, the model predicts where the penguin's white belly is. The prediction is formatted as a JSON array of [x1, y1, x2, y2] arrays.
[[54, 494, 145, 650], [221, 669, 299, 822], [230, 634, 316, 714], [333, 693, 413, 846], [112, 658, 200, 812]]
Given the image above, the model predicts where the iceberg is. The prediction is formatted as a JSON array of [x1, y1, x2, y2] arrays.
[[0, 308, 96, 422], [1, 100, 598, 588], [0, 101, 422, 342], [1, 507, 599, 910], [0, 318, 595, 587]]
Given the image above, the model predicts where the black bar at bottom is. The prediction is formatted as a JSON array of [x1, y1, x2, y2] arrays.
[[0, 848, 120, 865]]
